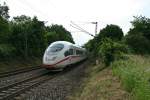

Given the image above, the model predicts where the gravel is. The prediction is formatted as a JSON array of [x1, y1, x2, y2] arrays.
[[0, 68, 48, 88], [18, 61, 87, 100]]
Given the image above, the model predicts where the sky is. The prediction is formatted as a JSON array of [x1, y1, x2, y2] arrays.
[[1, 0, 150, 45]]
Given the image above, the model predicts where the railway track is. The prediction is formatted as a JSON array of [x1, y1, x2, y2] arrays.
[[0, 60, 87, 100], [0, 71, 57, 100], [0, 66, 42, 78]]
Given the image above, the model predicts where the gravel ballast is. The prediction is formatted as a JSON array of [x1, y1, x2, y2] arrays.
[[19, 61, 87, 100], [0, 68, 48, 88]]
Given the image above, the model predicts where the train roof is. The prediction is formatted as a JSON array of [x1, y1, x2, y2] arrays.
[[50, 41, 74, 46], [51, 41, 85, 50]]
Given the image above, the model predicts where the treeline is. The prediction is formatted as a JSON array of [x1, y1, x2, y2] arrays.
[[0, 3, 74, 60], [85, 16, 150, 65]]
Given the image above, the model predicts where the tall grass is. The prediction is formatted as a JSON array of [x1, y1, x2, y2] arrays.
[[112, 55, 150, 100]]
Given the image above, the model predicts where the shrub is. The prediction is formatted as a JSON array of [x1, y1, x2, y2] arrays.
[[0, 44, 16, 58], [125, 34, 150, 54], [98, 38, 128, 66]]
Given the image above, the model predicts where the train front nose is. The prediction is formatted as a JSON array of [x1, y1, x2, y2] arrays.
[[43, 43, 64, 68], [43, 54, 57, 65]]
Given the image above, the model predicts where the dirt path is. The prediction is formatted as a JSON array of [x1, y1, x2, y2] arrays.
[[68, 65, 130, 100]]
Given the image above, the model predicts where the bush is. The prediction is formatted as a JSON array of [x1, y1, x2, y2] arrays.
[[98, 24, 124, 41], [125, 34, 150, 54], [98, 38, 128, 66], [0, 44, 16, 58]]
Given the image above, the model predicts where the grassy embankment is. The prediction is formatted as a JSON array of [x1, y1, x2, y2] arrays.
[[112, 55, 150, 100], [68, 55, 150, 100], [0, 57, 42, 73], [68, 58, 129, 100]]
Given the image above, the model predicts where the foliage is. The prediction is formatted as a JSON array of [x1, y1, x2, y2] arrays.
[[0, 2, 75, 59], [0, 44, 16, 58], [124, 33, 150, 54], [130, 16, 150, 41], [126, 16, 150, 54], [0, 16, 9, 43], [112, 55, 150, 100], [44, 31, 59, 45], [84, 38, 99, 56], [9, 16, 46, 57], [0, 2, 9, 19], [98, 38, 127, 66], [84, 24, 124, 58], [45, 24, 74, 44], [98, 24, 124, 41]]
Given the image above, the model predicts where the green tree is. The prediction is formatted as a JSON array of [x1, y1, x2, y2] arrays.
[[98, 24, 124, 41], [0, 2, 9, 43], [125, 33, 150, 54], [0, 2, 9, 20], [125, 16, 150, 54], [0, 2, 13, 58], [10, 15, 46, 57], [44, 31, 59, 45], [45, 24, 74, 44], [84, 24, 124, 57], [0, 16, 9, 43], [84, 38, 99, 56], [129, 16, 150, 41], [9, 15, 31, 56]]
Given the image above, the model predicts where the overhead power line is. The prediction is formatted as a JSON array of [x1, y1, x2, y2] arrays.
[[70, 21, 95, 37]]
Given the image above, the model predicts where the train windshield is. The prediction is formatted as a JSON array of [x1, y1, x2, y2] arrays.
[[49, 43, 64, 52]]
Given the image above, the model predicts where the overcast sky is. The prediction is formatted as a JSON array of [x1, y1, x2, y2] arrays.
[[1, 0, 150, 45]]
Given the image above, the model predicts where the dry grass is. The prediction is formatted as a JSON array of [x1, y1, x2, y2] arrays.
[[68, 62, 129, 100]]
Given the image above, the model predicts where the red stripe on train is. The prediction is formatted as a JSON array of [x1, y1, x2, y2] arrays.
[[43, 55, 81, 68]]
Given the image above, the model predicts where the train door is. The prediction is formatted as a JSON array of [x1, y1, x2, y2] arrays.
[[68, 49, 73, 64], [64, 49, 73, 65]]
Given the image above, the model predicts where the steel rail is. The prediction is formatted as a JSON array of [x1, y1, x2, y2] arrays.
[[0, 66, 42, 78], [0, 71, 56, 100]]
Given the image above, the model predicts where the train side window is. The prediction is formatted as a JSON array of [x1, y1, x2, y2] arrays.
[[76, 50, 83, 55], [69, 49, 73, 55], [64, 51, 69, 57], [64, 49, 73, 57]]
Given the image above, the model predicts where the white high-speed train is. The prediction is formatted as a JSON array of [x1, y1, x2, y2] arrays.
[[43, 41, 87, 70]]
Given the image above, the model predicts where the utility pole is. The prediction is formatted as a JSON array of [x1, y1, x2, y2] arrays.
[[91, 22, 98, 35]]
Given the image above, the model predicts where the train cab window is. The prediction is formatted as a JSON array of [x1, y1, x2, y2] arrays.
[[64, 49, 73, 57], [49, 44, 64, 52]]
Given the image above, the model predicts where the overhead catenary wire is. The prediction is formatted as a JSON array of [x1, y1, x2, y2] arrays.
[[73, 21, 99, 35], [70, 24, 95, 37], [70, 21, 95, 37], [15, 0, 52, 21], [71, 21, 91, 33], [70, 24, 85, 33]]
